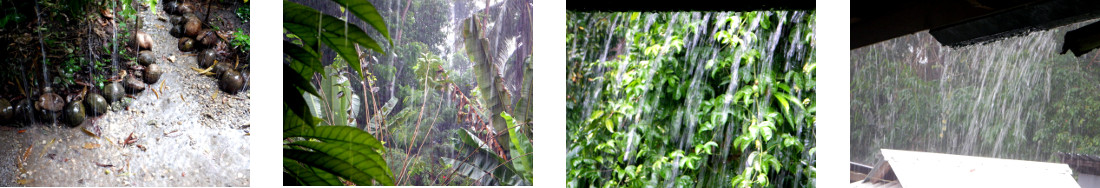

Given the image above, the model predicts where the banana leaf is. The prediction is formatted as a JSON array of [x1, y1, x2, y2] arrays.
[[502, 111, 533, 183], [365, 97, 398, 133], [444, 128, 527, 185], [463, 15, 514, 150]]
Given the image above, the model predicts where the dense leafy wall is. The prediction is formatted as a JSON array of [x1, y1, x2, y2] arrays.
[[567, 11, 815, 187]]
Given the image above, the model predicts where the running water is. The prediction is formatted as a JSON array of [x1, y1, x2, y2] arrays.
[[567, 11, 815, 187], [851, 19, 1100, 164]]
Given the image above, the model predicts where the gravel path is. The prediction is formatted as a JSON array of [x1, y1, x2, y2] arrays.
[[0, 2, 250, 186]]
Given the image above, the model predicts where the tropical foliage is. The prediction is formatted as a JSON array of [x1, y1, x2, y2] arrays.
[[567, 11, 816, 187], [284, 0, 532, 186], [851, 30, 1100, 164], [283, 0, 394, 185]]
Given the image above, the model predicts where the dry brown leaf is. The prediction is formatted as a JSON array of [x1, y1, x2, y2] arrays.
[[83, 142, 100, 149]]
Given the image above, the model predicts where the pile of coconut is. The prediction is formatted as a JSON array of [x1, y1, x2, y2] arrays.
[[164, 0, 246, 94]]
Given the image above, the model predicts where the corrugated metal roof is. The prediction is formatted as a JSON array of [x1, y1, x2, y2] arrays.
[[880, 149, 1080, 188]]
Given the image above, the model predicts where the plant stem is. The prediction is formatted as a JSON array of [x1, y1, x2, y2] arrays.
[[397, 73, 430, 184]]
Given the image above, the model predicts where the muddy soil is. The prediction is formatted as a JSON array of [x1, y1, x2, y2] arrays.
[[0, 2, 250, 187]]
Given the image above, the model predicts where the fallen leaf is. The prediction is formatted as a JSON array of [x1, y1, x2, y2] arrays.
[[123, 132, 138, 145], [83, 142, 101, 149], [22, 144, 32, 161], [82, 126, 101, 138], [17, 129, 25, 133]]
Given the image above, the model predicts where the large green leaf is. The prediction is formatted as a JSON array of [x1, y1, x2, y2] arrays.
[[284, 126, 385, 152], [329, 0, 391, 45], [365, 97, 398, 133], [463, 15, 514, 150], [502, 111, 533, 183], [284, 67, 318, 127], [284, 158, 342, 186], [318, 139, 392, 174], [440, 157, 494, 185], [283, 103, 320, 133], [284, 149, 385, 185], [515, 57, 533, 134], [284, 41, 323, 79], [451, 128, 526, 185], [284, 0, 382, 79], [320, 65, 353, 125], [285, 63, 320, 97], [287, 141, 394, 185]]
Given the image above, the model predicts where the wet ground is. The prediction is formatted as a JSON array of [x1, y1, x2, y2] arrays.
[[0, 2, 250, 186]]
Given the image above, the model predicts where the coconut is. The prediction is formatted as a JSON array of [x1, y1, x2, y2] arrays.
[[178, 37, 195, 52], [220, 70, 244, 94], [184, 14, 201, 37], [164, 0, 179, 14], [136, 31, 153, 50], [84, 93, 109, 116], [0, 99, 12, 122], [103, 82, 126, 103], [198, 49, 217, 68], [197, 29, 217, 47], [145, 64, 162, 84], [178, 2, 193, 14], [63, 101, 85, 127], [139, 50, 156, 66], [123, 75, 146, 93], [170, 24, 185, 38], [12, 99, 33, 124], [169, 15, 183, 25], [213, 61, 232, 76], [36, 92, 64, 112]]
